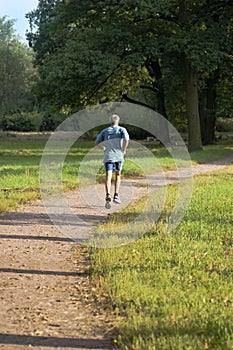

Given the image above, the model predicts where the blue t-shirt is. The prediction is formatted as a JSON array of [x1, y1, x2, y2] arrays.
[[96, 125, 129, 163]]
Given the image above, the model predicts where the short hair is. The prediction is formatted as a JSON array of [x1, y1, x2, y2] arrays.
[[109, 114, 120, 124]]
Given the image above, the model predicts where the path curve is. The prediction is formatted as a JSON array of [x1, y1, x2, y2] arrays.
[[0, 154, 233, 350]]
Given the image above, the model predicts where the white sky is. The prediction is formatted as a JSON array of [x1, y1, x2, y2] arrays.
[[0, 0, 39, 41]]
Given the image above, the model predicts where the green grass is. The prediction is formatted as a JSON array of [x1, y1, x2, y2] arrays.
[[0, 140, 45, 211], [0, 134, 232, 348], [91, 166, 233, 349], [144, 141, 233, 169], [0, 139, 91, 212], [0, 136, 232, 213]]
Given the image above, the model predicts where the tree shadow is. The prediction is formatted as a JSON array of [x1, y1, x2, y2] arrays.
[[0, 211, 106, 227], [0, 234, 71, 242], [0, 333, 111, 349], [0, 268, 88, 277]]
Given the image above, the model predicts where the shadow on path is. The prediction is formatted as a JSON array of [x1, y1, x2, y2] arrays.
[[0, 212, 105, 226], [0, 333, 110, 349], [0, 268, 88, 277], [0, 234, 71, 242]]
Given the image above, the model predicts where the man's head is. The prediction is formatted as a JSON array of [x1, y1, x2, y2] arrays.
[[109, 114, 120, 125]]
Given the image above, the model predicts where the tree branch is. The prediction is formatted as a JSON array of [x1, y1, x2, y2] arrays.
[[140, 84, 159, 93], [87, 64, 121, 102], [122, 94, 156, 111]]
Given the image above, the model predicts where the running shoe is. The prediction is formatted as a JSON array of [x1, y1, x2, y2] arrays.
[[113, 193, 121, 204], [105, 194, 111, 209]]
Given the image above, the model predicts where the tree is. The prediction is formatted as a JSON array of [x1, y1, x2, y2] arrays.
[[0, 16, 36, 118], [217, 59, 233, 119], [176, 0, 202, 151], [27, 0, 233, 150], [197, 0, 233, 143]]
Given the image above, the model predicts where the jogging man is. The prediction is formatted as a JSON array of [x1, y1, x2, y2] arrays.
[[95, 114, 130, 209]]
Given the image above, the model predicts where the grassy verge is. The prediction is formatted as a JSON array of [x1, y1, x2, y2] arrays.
[[91, 166, 233, 349]]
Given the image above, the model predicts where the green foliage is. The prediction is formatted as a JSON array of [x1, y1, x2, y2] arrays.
[[1, 113, 35, 132], [216, 117, 233, 133], [39, 114, 56, 131], [217, 60, 233, 118], [0, 112, 45, 132], [0, 111, 67, 132], [27, 0, 232, 108], [0, 16, 37, 117], [26, 0, 233, 152]]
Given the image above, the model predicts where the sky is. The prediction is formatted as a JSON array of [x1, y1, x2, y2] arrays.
[[0, 0, 39, 41]]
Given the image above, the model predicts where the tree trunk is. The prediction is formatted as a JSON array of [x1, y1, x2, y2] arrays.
[[146, 59, 170, 144], [199, 92, 206, 140], [199, 71, 218, 145], [185, 59, 203, 151]]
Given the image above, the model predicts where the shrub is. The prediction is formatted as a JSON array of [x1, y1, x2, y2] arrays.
[[216, 118, 233, 132], [1, 113, 35, 132], [39, 114, 56, 131], [39, 112, 67, 131]]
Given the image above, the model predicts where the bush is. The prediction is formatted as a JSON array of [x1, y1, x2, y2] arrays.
[[0, 112, 46, 132], [39, 112, 67, 131], [216, 117, 233, 132], [1, 113, 35, 132], [39, 114, 56, 131], [0, 111, 66, 132]]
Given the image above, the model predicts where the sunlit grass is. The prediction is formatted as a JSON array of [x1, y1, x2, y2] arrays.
[[1, 135, 233, 348], [0, 137, 232, 213], [91, 165, 233, 349]]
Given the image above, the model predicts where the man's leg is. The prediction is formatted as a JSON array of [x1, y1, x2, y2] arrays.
[[113, 171, 121, 204], [113, 161, 122, 204], [105, 170, 112, 195], [105, 170, 112, 209], [114, 171, 121, 194]]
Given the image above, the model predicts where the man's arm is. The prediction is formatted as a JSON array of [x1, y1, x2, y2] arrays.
[[95, 142, 105, 151], [95, 130, 105, 150], [122, 139, 129, 153], [121, 127, 129, 153]]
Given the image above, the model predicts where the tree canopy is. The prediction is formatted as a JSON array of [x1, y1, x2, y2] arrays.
[[27, 0, 233, 150], [0, 16, 35, 117]]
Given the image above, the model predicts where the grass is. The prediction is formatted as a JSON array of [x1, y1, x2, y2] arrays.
[[91, 166, 233, 349], [145, 141, 233, 169], [0, 133, 232, 348], [0, 139, 91, 212], [0, 135, 232, 212], [0, 140, 45, 211]]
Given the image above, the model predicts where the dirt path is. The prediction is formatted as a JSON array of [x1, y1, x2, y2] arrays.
[[0, 155, 233, 350], [0, 201, 112, 350]]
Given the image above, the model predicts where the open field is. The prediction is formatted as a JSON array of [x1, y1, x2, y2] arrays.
[[0, 133, 233, 213]]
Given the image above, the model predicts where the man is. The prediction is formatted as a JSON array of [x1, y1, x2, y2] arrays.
[[95, 114, 130, 209]]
